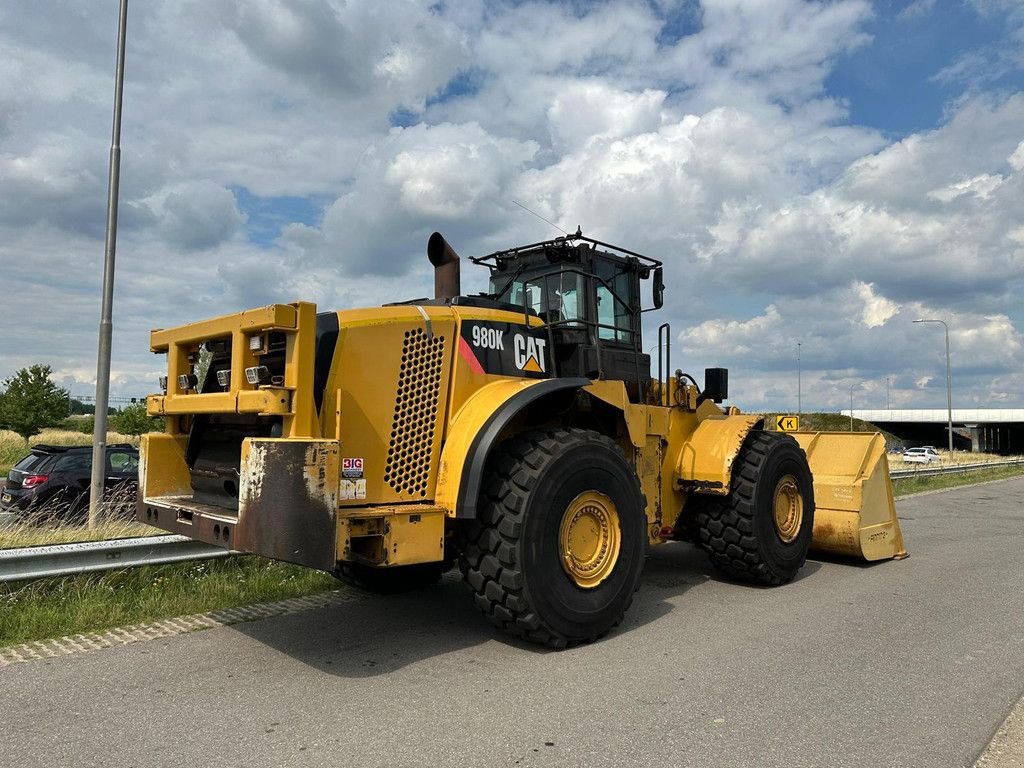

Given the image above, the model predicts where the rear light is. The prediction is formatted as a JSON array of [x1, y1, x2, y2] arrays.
[[22, 475, 48, 489], [178, 373, 199, 390], [216, 369, 230, 387], [245, 365, 270, 385], [158, 375, 168, 391]]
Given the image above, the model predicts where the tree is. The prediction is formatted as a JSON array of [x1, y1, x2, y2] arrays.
[[69, 398, 95, 415], [109, 402, 163, 436], [0, 365, 71, 439]]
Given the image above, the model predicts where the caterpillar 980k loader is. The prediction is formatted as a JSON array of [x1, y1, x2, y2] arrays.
[[139, 230, 906, 647]]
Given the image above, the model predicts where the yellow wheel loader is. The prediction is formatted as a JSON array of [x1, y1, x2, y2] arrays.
[[139, 230, 906, 648]]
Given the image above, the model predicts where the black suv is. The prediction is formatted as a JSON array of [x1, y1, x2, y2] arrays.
[[1, 444, 139, 519]]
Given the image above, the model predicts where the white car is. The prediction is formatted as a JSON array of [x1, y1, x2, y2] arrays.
[[903, 447, 939, 464]]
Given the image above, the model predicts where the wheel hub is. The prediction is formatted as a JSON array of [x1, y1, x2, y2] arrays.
[[772, 474, 803, 543], [558, 491, 621, 589]]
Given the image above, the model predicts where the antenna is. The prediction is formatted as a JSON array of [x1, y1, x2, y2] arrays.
[[512, 199, 569, 236]]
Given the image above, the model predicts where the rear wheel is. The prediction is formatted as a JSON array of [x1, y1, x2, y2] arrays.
[[458, 428, 646, 648], [695, 431, 815, 585]]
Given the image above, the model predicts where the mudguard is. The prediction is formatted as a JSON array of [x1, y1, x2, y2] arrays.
[[675, 413, 763, 495], [434, 377, 589, 518]]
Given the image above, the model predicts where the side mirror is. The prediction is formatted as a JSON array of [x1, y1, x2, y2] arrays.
[[652, 266, 664, 310], [703, 367, 728, 403]]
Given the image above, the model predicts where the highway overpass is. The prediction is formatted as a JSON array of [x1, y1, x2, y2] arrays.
[[841, 408, 1024, 454]]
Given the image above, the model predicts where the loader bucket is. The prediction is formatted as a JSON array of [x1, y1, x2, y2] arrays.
[[790, 432, 907, 561]]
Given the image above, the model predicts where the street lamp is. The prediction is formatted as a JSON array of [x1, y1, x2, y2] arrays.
[[913, 318, 953, 454], [89, 0, 129, 530], [797, 342, 802, 417], [849, 382, 860, 432]]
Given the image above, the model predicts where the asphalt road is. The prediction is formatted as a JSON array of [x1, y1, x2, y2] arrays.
[[3, 478, 1023, 768]]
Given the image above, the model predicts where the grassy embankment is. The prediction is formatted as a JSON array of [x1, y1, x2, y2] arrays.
[[2, 420, 1023, 648]]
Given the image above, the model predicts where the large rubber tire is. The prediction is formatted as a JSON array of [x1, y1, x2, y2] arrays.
[[695, 431, 815, 586], [458, 428, 646, 649], [334, 562, 449, 594]]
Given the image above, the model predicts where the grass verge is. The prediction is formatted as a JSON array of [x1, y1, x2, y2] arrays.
[[892, 462, 1024, 497], [0, 556, 338, 647]]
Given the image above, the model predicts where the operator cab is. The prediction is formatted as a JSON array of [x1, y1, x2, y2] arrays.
[[474, 229, 663, 401]]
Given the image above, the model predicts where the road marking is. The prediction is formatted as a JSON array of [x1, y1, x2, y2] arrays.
[[0, 587, 364, 667]]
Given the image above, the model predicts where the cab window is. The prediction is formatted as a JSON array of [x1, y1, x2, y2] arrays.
[[595, 260, 635, 343], [497, 268, 585, 325]]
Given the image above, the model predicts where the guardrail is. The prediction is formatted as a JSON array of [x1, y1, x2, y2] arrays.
[[890, 456, 1024, 480], [0, 535, 235, 583]]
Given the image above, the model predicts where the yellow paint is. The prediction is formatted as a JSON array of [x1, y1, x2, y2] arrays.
[[674, 414, 762, 495], [137, 433, 190, 500], [150, 304, 298, 350], [772, 474, 803, 543], [792, 432, 907, 561], [323, 305, 455, 506], [584, 380, 646, 447], [337, 505, 446, 566], [558, 491, 621, 588], [434, 377, 550, 514], [147, 301, 320, 440]]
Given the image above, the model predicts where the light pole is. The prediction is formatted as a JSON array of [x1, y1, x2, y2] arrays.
[[849, 382, 859, 431], [88, 0, 129, 529], [913, 318, 953, 454], [797, 342, 802, 417]]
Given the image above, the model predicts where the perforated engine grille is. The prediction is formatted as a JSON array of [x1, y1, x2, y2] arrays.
[[384, 329, 446, 497]]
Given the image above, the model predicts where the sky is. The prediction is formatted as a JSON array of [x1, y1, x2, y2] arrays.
[[0, 0, 1022, 413]]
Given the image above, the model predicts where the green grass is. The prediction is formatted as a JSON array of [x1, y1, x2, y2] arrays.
[[892, 462, 1024, 497], [0, 556, 338, 647]]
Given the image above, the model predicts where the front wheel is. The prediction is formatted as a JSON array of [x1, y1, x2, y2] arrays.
[[695, 431, 815, 586], [458, 428, 646, 648]]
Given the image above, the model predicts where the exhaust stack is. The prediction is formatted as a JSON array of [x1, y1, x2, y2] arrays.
[[427, 232, 461, 301]]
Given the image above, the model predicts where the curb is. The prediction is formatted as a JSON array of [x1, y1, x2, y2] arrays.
[[0, 587, 363, 667]]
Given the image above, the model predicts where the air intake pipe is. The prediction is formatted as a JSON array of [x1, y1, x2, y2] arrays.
[[427, 232, 461, 301]]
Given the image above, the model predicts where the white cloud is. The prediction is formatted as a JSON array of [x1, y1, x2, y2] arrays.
[[898, 0, 937, 20], [854, 282, 899, 328], [0, 0, 1021, 411], [146, 181, 246, 251]]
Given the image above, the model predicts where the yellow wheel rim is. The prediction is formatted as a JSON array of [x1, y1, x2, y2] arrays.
[[558, 491, 621, 589], [772, 474, 803, 543]]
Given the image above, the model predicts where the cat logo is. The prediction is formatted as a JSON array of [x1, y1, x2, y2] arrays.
[[513, 334, 547, 373]]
